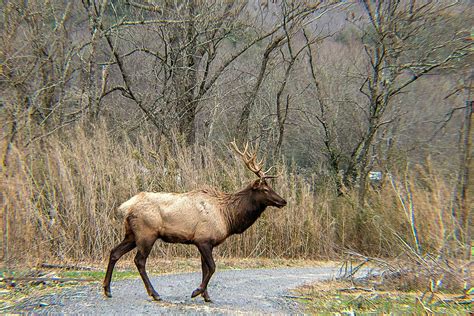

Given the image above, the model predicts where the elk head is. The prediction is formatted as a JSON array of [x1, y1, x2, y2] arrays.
[[231, 141, 287, 208]]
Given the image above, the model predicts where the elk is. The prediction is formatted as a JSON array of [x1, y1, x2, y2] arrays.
[[103, 142, 287, 302]]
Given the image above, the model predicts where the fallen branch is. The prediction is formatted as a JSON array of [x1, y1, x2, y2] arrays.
[[282, 294, 314, 300], [432, 298, 474, 306], [337, 286, 375, 292], [1, 277, 95, 283], [40, 263, 97, 271]]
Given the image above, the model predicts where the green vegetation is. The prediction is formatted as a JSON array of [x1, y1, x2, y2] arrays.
[[58, 270, 135, 281]]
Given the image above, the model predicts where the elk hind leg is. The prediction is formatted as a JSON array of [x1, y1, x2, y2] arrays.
[[134, 235, 160, 301], [103, 232, 136, 298]]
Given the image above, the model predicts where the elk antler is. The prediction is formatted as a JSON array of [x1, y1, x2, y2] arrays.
[[230, 140, 278, 179]]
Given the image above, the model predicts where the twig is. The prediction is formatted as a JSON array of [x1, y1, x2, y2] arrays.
[[344, 250, 398, 272], [416, 297, 434, 313], [454, 299, 474, 305]]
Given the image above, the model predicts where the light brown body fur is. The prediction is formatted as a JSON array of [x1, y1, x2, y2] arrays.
[[120, 190, 229, 246]]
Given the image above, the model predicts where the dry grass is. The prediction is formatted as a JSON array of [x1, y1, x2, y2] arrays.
[[294, 279, 472, 314], [0, 123, 467, 265]]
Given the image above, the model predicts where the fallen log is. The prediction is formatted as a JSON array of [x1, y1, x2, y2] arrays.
[[1, 277, 95, 283]]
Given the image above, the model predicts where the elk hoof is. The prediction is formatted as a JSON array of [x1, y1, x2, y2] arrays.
[[151, 292, 161, 301], [103, 287, 112, 298], [191, 288, 203, 298], [202, 291, 212, 303]]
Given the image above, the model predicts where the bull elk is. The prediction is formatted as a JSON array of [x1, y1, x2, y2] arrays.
[[103, 142, 287, 302]]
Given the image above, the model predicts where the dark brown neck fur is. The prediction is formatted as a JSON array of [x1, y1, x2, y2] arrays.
[[221, 185, 267, 235]]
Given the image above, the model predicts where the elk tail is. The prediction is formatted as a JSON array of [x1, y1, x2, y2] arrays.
[[116, 194, 140, 219]]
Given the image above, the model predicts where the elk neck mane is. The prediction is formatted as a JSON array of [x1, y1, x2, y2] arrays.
[[199, 184, 266, 235]]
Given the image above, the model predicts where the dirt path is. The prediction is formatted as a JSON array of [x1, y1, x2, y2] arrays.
[[15, 267, 338, 314]]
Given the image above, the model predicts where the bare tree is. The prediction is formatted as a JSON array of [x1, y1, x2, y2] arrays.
[[81, 0, 109, 119], [1, 1, 84, 165], [304, 1, 472, 196], [453, 71, 473, 259], [235, 1, 342, 144], [352, 0, 472, 204], [100, 0, 288, 144], [273, 20, 322, 156], [95, 1, 343, 145]]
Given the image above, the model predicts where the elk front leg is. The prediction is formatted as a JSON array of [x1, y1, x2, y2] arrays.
[[191, 243, 215, 302], [199, 255, 212, 302]]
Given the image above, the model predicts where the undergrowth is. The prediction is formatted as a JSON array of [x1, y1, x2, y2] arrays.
[[0, 123, 468, 264]]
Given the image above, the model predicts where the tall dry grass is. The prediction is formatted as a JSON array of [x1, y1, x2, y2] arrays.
[[1, 124, 463, 264]]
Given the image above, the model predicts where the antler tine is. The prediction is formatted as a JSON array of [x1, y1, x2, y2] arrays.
[[230, 140, 245, 156], [247, 154, 262, 174], [261, 166, 281, 179], [231, 140, 265, 178], [231, 140, 281, 179], [234, 141, 255, 165], [263, 165, 274, 175], [247, 143, 265, 175], [242, 142, 250, 158], [235, 142, 253, 167], [250, 161, 263, 175]]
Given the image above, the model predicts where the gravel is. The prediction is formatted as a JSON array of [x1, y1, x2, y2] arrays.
[[14, 267, 339, 314]]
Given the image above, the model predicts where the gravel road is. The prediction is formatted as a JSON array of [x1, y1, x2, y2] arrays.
[[16, 267, 338, 314]]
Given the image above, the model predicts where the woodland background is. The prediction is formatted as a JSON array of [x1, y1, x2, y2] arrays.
[[1, 0, 472, 272]]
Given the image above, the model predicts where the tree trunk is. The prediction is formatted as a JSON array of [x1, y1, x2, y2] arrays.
[[236, 35, 285, 143], [459, 76, 472, 260], [175, 0, 199, 145], [178, 97, 197, 145]]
